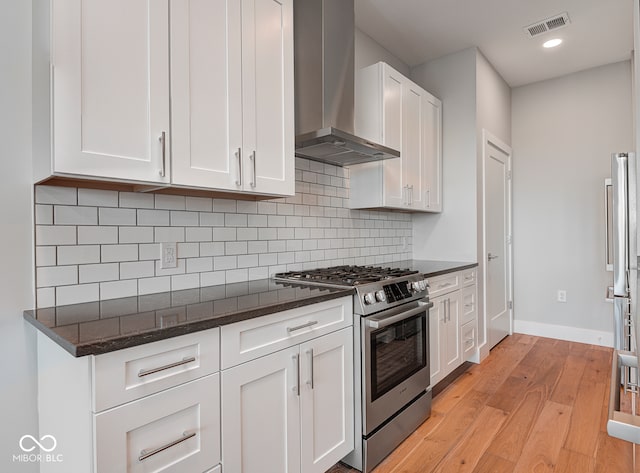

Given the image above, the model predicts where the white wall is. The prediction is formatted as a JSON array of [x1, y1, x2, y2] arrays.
[[355, 28, 410, 76], [512, 61, 632, 344], [411, 48, 478, 261], [0, 0, 38, 471]]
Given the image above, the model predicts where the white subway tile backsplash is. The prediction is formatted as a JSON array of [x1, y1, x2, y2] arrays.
[[186, 196, 213, 212], [185, 227, 213, 242], [138, 276, 171, 295], [54, 206, 97, 225], [57, 245, 100, 265], [36, 185, 77, 205], [36, 246, 57, 266], [78, 226, 117, 244], [37, 287, 56, 308], [34, 157, 413, 305], [213, 255, 236, 271], [120, 192, 154, 209], [79, 263, 119, 283], [36, 226, 77, 246], [78, 188, 119, 207], [99, 208, 136, 226], [155, 194, 186, 210], [200, 212, 225, 227], [100, 279, 137, 300], [171, 211, 199, 227], [56, 283, 99, 306], [213, 198, 236, 213], [120, 261, 155, 280], [200, 271, 226, 286], [171, 273, 200, 291], [200, 242, 225, 257], [37, 265, 78, 288], [35, 205, 53, 225], [155, 227, 185, 243], [101, 244, 138, 262], [186, 257, 213, 273]]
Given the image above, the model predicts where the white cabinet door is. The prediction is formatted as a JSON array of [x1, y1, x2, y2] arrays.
[[241, 0, 295, 196], [52, 0, 170, 183], [422, 94, 442, 212], [429, 296, 444, 386], [381, 66, 405, 208], [170, 0, 243, 190], [443, 292, 461, 374], [403, 82, 425, 210], [94, 373, 220, 473], [300, 328, 354, 473], [222, 346, 301, 473]]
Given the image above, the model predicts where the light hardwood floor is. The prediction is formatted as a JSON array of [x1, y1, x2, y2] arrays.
[[330, 334, 638, 473]]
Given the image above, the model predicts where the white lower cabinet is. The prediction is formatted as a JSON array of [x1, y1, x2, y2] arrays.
[[95, 373, 220, 473], [428, 268, 478, 386], [221, 327, 354, 473]]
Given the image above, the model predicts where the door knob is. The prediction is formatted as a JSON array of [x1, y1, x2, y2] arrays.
[[488, 253, 499, 261]]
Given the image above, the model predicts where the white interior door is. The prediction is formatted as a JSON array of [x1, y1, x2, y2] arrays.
[[483, 131, 513, 350]]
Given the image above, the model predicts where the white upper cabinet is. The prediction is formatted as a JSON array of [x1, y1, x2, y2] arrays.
[[350, 62, 442, 212], [170, 0, 294, 195], [50, 0, 171, 183], [40, 0, 294, 196]]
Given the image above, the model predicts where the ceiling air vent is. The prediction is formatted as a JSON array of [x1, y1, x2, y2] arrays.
[[524, 12, 571, 38]]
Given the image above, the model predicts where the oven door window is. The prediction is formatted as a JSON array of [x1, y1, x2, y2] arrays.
[[370, 313, 427, 401]]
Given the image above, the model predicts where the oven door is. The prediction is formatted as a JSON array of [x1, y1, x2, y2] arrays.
[[362, 300, 432, 435]]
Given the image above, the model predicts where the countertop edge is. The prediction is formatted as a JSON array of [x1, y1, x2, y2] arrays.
[[23, 289, 354, 357], [421, 262, 479, 278]]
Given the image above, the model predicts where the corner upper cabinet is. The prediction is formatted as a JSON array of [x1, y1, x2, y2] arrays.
[[36, 0, 294, 197], [40, 0, 171, 184], [170, 0, 294, 195], [350, 62, 442, 212]]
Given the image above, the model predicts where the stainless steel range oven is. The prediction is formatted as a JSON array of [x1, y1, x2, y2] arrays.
[[275, 265, 433, 472]]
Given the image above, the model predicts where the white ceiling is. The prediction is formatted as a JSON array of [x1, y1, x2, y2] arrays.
[[354, 0, 634, 87]]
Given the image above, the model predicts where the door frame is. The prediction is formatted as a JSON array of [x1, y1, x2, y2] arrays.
[[479, 129, 513, 361]]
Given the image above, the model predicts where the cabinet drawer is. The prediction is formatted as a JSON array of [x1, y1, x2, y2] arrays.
[[221, 297, 353, 369], [93, 329, 219, 412], [461, 269, 476, 287], [94, 373, 220, 473], [460, 286, 477, 325], [428, 273, 460, 297], [461, 320, 476, 361]]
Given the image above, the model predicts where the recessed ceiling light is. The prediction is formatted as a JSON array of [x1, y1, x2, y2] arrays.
[[543, 38, 563, 48]]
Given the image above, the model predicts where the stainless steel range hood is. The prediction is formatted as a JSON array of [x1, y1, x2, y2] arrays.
[[294, 0, 400, 166]]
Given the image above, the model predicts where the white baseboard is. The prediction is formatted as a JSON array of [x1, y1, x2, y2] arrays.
[[513, 319, 613, 348]]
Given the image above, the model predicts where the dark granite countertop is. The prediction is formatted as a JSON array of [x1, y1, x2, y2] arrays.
[[24, 279, 354, 357], [387, 259, 478, 278]]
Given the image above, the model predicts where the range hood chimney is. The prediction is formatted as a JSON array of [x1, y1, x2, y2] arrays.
[[294, 0, 400, 166]]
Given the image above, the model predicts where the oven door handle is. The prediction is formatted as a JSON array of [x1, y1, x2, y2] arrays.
[[366, 302, 433, 329]]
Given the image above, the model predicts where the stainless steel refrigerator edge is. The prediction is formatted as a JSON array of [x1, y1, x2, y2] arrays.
[[611, 152, 637, 352], [606, 152, 640, 443]]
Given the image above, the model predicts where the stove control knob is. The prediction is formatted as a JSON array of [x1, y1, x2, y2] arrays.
[[412, 281, 421, 292], [419, 280, 428, 291], [375, 290, 386, 302], [363, 293, 376, 305]]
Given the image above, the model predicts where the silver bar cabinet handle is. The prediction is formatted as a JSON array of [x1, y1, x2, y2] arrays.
[[446, 299, 450, 322], [307, 349, 314, 389], [250, 150, 257, 188], [139, 431, 196, 462], [235, 148, 242, 186], [138, 356, 196, 378], [287, 321, 318, 333], [293, 354, 300, 396], [488, 253, 499, 261], [159, 132, 166, 177]]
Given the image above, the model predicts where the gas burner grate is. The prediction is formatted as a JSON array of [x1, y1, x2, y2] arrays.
[[274, 265, 419, 286]]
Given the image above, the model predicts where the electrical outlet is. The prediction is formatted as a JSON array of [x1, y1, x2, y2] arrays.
[[161, 242, 177, 269], [557, 290, 567, 303]]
